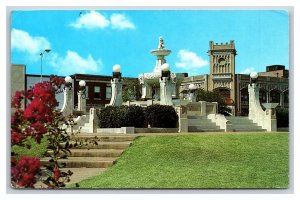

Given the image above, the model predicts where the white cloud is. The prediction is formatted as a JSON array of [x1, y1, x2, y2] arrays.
[[110, 14, 136, 30], [70, 11, 136, 30], [175, 49, 209, 69], [49, 50, 103, 75], [239, 67, 256, 74], [70, 11, 110, 29], [11, 28, 51, 55]]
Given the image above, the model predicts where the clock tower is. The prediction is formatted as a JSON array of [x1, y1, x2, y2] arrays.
[[208, 40, 237, 115]]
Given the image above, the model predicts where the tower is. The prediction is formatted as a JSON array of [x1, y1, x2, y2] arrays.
[[208, 40, 237, 115]]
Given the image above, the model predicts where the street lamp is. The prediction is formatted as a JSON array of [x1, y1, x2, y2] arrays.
[[250, 72, 258, 84], [64, 76, 73, 89], [79, 80, 87, 99], [161, 63, 170, 79], [40, 49, 51, 82], [112, 64, 122, 81], [188, 83, 197, 102]]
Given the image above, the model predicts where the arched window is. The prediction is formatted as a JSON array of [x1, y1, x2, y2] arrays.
[[284, 90, 289, 107], [259, 90, 267, 103], [240, 88, 249, 105], [270, 90, 281, 103]]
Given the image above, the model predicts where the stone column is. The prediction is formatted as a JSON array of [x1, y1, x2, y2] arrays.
[[176, 106, 188, 133], [248, 83, 264, 122], [159, 76, 173, 106], [61, 86, 73, 117], [109, 78, 123, 106], [88, 108, 99, 133], [280, 92, 284, 107], [248, 83, 277, 132], [77, 90, 86, 113]]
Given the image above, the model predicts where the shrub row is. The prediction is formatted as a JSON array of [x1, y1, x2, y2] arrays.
[[145, 105, 178, 128], [97, 105, 178, 128], [276, 107, 289, 128], [97, 105, 145, 128]]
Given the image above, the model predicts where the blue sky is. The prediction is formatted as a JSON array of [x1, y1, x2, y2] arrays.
[[11, 10, 289, 77]]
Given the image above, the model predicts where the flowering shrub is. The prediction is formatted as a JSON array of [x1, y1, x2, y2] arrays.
[[11, 76, 72, 188], [11, 156, 40, 188]]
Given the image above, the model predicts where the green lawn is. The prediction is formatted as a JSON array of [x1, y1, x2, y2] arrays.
[[74, 133, 289, 189], [12, 137, 48, 159]]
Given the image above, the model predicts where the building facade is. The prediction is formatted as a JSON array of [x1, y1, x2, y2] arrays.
[[12, 40, 289, 116], [180, 41, 289, 116]]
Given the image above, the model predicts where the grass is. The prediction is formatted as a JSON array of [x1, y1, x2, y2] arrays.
[[11, 137, 48, 159], [74, 132, 289, 189]]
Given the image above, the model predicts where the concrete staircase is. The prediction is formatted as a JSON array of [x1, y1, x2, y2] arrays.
[[40, 134, 137, 185], [188, 116, 224, 132], [225, 116, 266, 132]]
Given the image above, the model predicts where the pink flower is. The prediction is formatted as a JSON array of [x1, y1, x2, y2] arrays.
[[11, 156, 41, 188], [53, 167, 60, 182]]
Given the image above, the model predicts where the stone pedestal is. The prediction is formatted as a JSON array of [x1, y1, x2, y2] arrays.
[[61, 87, 73, 117], [88, 108, 99, 133], [159, 77, 173, 106], [109, 78, 123, 106], [77, 90, 86, 113], [176, 106, 188, 133]]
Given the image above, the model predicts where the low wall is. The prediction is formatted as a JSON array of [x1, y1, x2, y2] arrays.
[[95, 127, 178, 134], [135, 128, 178, 133]]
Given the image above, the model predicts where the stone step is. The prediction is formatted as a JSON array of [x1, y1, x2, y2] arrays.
[[79, 127, 90, 133], [187, 116, 208, 119], [41, 157, 116, 168], [225, 117, 252, 121], [188, 119, 215, 124], [68, 149, 123, 157], [62, 168, 106, 185], [67, 141, 132, 149], [188, 121, 218, 126], [230, 129, 267, 132], [188, 123, 220, 129], [34, 167, 107, 188], [230, 125, 263, 129], [72, 134, 137, 142], [188, 126, 224, 132]]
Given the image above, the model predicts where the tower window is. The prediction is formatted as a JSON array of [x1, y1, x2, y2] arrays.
[[218, 58, 226, 65]]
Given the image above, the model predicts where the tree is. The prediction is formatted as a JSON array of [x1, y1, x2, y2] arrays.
[[122, 78, 140, 102], [195, 89, 231, 115], [11, 76, 73, 188]]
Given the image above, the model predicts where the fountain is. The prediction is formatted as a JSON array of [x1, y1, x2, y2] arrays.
[[138, 36, 186, 100]]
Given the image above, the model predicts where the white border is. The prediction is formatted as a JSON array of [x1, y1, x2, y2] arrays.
[[1, 0, 299, 200]]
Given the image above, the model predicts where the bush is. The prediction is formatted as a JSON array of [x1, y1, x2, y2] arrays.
[[276, 107, 289, 127], [98, 105, 145, 128], [145, 105, 178, 128]]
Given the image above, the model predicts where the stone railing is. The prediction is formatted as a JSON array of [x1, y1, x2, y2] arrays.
[[248, 84, 278, 132]]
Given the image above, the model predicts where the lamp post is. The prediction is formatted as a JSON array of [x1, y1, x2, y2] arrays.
[[112, 64, 122, 80], [161, 63, 170, 80], [64, 76, 73, 89], [78, 80, 87, 112], [109, 64, 123, 106], [40, 49, 51, 82], [250, 71, 258, 84], [79, 80, 87, 99], [159, 63, 173, 105], [188, 83, 197, 102]]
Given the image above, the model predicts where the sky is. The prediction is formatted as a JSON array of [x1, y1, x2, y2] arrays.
[[10, 10, 289, 77]]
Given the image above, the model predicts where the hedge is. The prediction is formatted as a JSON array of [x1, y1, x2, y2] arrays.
[[145, 105, 178, 128], [97, 105, 145, 128], [276, 107, 289, 128]]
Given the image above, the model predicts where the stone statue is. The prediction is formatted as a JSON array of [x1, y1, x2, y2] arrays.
[[158, 36, 165, 49]]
